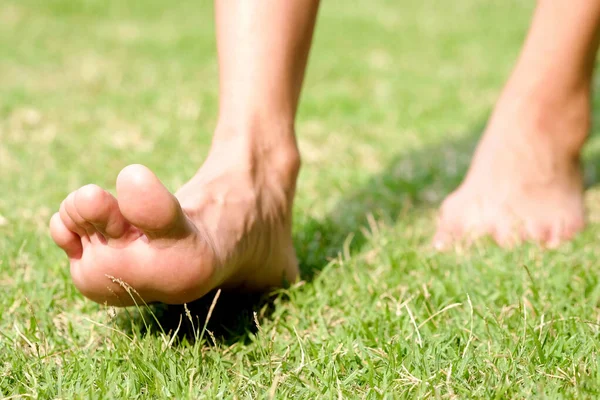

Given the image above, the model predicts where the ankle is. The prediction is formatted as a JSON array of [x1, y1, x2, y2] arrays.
[[208, 118, 301, 188], [495, 80, 591, 157]]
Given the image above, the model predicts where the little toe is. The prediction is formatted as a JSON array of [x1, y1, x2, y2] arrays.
[[74, 184, 130, 239], [547, 217, 584, 248], [50, 212, 83, 259]]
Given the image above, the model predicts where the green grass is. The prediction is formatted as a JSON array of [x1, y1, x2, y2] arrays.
[[2, 0, 600, 398]]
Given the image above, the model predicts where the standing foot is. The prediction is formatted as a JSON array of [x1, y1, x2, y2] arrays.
[[435, 87, 588, 249]]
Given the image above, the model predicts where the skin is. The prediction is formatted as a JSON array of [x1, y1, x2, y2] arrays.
[[49, 0, 319, 306], [51, 0, 600, 306], [435, 0, 600, 248]]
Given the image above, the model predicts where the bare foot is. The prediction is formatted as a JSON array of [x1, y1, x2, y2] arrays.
[[50, 135, 300, 306], [434, 88, 588, 249]]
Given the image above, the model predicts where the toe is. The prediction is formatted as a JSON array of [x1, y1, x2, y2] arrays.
[[74, 184, 130, 239], [547, 215, 584, 248], [433, 196, 468, 250], [116, 164, 191, 239], [520, 219, 551, 245], [433, 219, 464, 251], [59, 196, 85, 237], [63, 191, 94, 236], [492, 222, 519, 248], [432, 229, 453, 251], [50, 212, 83, 259]]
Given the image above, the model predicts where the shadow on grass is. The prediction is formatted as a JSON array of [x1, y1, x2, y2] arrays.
[[117, 119, 600, 344], [115, 290, 275, 345], [294, 126, 483, 280]]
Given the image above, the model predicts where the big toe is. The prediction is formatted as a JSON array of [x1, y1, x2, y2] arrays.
[[116, 164, 191, 239], [433, 198, 467, 250]]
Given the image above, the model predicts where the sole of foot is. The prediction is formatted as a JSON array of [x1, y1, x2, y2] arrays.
[[50, 163, 299, 306]]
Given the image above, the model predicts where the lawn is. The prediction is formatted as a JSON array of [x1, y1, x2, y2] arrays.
[[2, 0, 600, 398]]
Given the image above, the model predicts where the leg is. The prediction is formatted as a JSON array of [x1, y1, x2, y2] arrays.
[[435, 0, 600, 249], [49, 0, 320, 306]]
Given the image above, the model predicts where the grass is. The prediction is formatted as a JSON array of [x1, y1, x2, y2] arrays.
[[2, 0, 600, 398]]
